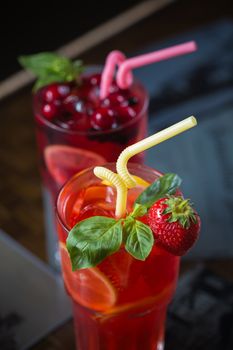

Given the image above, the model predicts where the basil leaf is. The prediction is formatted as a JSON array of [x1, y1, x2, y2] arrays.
[[130, 203, 148, 218], [66, 216, 122, 270], [122, 216, 134, 243], [135, 173, 182, 208], [124, 219, 154, 260]]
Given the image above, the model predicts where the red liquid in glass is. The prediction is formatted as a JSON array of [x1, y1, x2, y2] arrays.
[[57, 165, 180, 350], [33, 72, 148, 269]]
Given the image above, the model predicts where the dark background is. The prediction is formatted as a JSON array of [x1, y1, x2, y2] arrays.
[[0, 0, 142, 80], [1, 0, 232, 82], [0, 0, 233, 348]]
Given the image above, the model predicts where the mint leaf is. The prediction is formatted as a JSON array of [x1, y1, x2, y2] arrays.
[[66, 216, 122, 270], [18, 52, 84, 91], [124, 219, 154, 260], [135, 173, 182, 208], [72, 60, 84, 74], [19, 53, 61, 76], [33, 74, 66, 91]]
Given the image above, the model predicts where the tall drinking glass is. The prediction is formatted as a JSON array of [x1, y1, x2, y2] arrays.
[[33, 74, 148, 270], [56, 163, 180, 350]]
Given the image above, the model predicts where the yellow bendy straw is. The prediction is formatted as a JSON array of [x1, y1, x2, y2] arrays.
[[94, 167, 127, 218], [117, 116, 197, 188], [93, 116, 197, 218]]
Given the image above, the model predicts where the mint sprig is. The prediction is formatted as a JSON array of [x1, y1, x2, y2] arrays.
[[18, 52, 84, 91], [66, 173, 181, 270]]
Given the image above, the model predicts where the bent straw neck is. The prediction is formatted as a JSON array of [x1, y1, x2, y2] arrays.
[[116, 117, 197, 188]]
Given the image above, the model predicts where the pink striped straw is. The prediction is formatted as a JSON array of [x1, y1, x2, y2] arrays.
[[99, 50, 131, 100], [100, 41, 197, 98]]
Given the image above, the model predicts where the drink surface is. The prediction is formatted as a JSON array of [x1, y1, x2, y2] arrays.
[[56, 165, 180, 349], [34, 73, 144, 133]]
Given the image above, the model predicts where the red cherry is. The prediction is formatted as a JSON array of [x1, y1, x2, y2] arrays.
[[88, 86, 100, 106], [73, 112, 92, 131], [82, 73, 101, 86], [57, 84, 72, 98], [115, 105, 136, 124], [54, 111, 91, 131], [127, 95, 138, 106], [91, 107, 116, 130], [102, 92, 127, 106], [64, 95, 85, 114], [89, 73, 101, 86], [121, 95, 140, 114], [121, 95, 139, 108], [76, 85, 93, 101], [41, 102, 60, 120], [85, 102, 95, 116], [76, 82, 100, 107], [109, 80, 120, 94], [69, 74, 101, 106], [42, 83, 71, 102]]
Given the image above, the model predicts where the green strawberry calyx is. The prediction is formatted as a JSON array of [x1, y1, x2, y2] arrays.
[[163, 196, 197, 229]]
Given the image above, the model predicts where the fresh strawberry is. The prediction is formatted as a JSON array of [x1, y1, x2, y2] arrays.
[[148, 196, 200, 256]]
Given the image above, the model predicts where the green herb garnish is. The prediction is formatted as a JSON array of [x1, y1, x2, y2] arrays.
[[18, 52, 84, 91], [67, 173, 181, 270]]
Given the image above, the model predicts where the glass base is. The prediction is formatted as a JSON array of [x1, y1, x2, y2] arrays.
[[42, 187, 61, 272], [72, 298, 166, 350]]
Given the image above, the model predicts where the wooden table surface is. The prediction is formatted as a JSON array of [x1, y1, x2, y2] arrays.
[[0, 0, 232, 348]]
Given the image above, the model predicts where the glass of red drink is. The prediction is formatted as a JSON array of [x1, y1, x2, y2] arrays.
[[56, 163, 180, 350], [33, 72, 148, 270]]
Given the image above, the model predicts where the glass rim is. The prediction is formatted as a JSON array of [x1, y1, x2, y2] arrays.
[[34, 78, 149, 136], [56, 162, 162, 235]]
